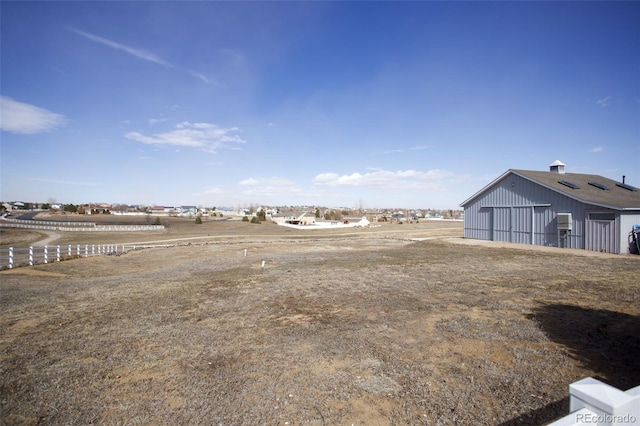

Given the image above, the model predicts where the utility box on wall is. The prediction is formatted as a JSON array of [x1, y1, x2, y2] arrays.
[[557, 213, 572, 231]]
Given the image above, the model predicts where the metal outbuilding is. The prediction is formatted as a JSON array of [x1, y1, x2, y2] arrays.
[[460, 161, 640, 254]]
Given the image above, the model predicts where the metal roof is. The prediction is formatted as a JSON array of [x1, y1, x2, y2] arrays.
[[461, 169, 640, 210]]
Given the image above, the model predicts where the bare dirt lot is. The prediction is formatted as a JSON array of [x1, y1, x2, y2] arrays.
[[1, 218, 639, 425]]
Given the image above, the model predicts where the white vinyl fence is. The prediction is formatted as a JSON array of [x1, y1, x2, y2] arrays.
[[0, 244, 175, 270], [0, 218, 164, 232], [548, 377, 639, 425]]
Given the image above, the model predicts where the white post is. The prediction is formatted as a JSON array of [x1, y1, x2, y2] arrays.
[[56, 245, 61, 262], [92, 245, 95, 256], [29, 246, 34, 266], [244, 249, 248, 257], [77, 244, 81, 257], [84, 244, 88, 257], [68, 245, 71, 258], [44, 246, 48, 264], [9, 247, 13, 269], [261, 260, 266, 268]]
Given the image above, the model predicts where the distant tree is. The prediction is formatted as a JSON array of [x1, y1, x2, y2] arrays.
[[242, 216, 249, 222], [41, 203, 50, 210], [257, 209, 266, 221], [250, 216, 261, 224], [153, 216, 161, 226], [195, 215, 203, 224], [64, 204, 78, 213], [324, 210, 342, 221], [315, 208, 320, 218]]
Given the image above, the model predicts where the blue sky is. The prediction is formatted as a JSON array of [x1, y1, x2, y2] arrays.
[[1, 1, 638, 209]]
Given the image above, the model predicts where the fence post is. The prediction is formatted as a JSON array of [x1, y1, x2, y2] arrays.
[[9, 247, 13, 269], [68, 245, 72, 258], [56, 245, 61, 262], [85, 244, 88, 257], [92, 245, 95, 256], [29, 246, 34, 266], [77, 244, 80, 257]]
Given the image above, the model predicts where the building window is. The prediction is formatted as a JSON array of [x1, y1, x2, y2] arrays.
[[589, 212, 615, 221]]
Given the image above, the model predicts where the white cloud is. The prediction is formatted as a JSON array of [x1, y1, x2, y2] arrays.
[[379, 145, 430, 155], [68, 27, 171, 67], [239, 178, 261, 186], [312, 168, 452, 190], [148, 118, 168, 126], [190, 71, 210, 84], [589, 146, 603, 153], [124, 121, 246, 153], [0, 96, 66, 134], [596, 96, 612, 107], [68, 27, 213, 84], [188, 70, 224, 87], [313, 173, 340, 184], [239, 177, 296, 187], [201, 187, 223, 195]]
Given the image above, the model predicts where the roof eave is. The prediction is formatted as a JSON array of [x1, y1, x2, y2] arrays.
[[459, 169, 513, 207]]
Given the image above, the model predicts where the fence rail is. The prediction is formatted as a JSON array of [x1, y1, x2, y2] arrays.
[[0, 222, 164, 232], [2, 218, 96, 226], [0, 244, 175, 270]]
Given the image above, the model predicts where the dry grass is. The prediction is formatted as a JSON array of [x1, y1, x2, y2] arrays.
[[0, 229, 48, 249], [1, 220, 639, 425]]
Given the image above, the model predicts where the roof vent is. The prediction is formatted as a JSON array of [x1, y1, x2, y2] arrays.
[[588, 182, 609, 190], [559, 180, 580, 189], [616, 182, 637, 191], [549, 160, 566, 174]]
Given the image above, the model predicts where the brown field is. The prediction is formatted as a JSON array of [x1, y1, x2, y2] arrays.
[[1, 217, 639, 425]]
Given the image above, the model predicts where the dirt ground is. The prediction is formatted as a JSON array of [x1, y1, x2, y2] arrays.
[[1, 218, 639, 425]]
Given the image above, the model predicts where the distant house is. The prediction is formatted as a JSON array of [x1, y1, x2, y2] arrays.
[[460, 161, 640, 254], [85, 203, 111, 214], [271, 211, 316, 226], [180, 206, 197, 216]]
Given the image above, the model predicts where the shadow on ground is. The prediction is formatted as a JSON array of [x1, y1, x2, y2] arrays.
[[499, 397, 568, 426], [500, 303, 640, 425]]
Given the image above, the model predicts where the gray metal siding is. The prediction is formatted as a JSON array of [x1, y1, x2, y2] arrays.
[[463, 173, 589, 249], [533, 206, 555, 246], [512, 206, 532, 244], [463, 171, 640, 253], [584, 214, 619, 253]]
